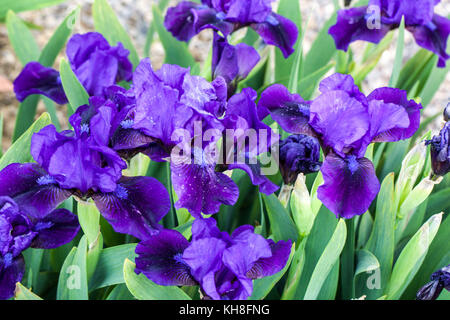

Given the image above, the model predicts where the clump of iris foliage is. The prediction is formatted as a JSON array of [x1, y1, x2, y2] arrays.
[[0, 0, 449, 301]]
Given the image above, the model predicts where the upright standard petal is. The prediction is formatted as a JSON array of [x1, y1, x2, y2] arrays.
[[309, 91, 370, 157], [66, 32, 133, 96], [31, 125, 126, 194], [212, 35, 260, 95], [317, 154, 380, 219], [225, 0, 273, 24], [182, 237, 228, 300], [13, 62, 67, 104], [92, 176, 170, 240], [367, 87, 422, 142], [135, 229, 196, 286]]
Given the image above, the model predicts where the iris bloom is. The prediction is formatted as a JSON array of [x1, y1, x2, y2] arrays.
[[1, 96, 171, 241], [259, 74, 422, 218], [329, 0, 450, 67], [131, 59, 278, 218], [164, 0, 298, 58], [416, 265, 450, 300], [0, 196, 79, 300], [135, 218, 291, 300], [211, 33, 260, 98], [13, 32, 133, 104]]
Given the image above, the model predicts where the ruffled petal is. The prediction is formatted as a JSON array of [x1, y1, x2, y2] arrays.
[[164, 2, 234, 42], [252, 13, 298, 58], [0, 163, 71, 220], [66, 32, 132, 96], [317, 154, 380, 219], [318, 73, 367, 104], [367, 87, 422, 143], [31, 208, 80, 249], [212, 35, 260, 88], [246, 239, 292, 279], [309, 90, 370, 157], [135, 229, 196, 286], [171, 150, 239, 218], [92, 176, 170, 240], [225, 0, 273, 24], [182, 237, 228, 300], [13, 62, 67, 104], [328, 6, 392, 51], [258, 84, 313, 135], [228, 163, 279, 195]]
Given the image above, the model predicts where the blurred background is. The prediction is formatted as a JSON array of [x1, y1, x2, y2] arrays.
[[0, 0, 449, 152]]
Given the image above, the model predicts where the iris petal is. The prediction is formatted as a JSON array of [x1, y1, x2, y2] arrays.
[[317, 154, 380, 219], [93, 176, 170, 240], [135, 229, 196, 286]]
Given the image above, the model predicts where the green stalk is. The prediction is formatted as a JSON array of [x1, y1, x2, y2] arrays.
[[340, 218, 355, 299], [163, 161, 177, 229]]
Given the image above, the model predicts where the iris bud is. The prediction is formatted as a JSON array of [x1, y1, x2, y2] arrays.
[[279, 134, 322, 185]]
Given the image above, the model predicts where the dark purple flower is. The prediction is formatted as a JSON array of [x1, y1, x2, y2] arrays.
[[212, 34, 260, 97], [426, 122, 450, 177], [261, 73, 422, 218], [2, 94, 172, 240], [132, 59, 280, 217], [0, 195, 79, 300], [31, 124, 126, 194], [13, 62, 68, 104], [133, 59, 224, 152], [417, 264, 450, 300], [164, 1, 234, 42], [66, 32, 133, 96], [135, 218, 292, 300], [329, 0, 450, 67], [13, 32, 133, 104], [164, 0, 298, 58], [278, 134, 322, 185]]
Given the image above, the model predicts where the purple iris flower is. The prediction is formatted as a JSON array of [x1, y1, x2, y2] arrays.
[[164, 0, 298, 58], [0, 195, 79, 300], [212, 34, 260, 98], [278, 134, 322, 185], [131, 59, 278, 218], [259, 73, 422, 218], [426, 121, 449, 177], [417, 264, 450, 300], [0, 96, 171, 240], [135, 218, 291, 300], [13, 32, 133, 104], [329, 0, 450, 67]]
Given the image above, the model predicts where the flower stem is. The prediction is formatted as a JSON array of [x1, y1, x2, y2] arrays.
[[340, 217, 355, 299]]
